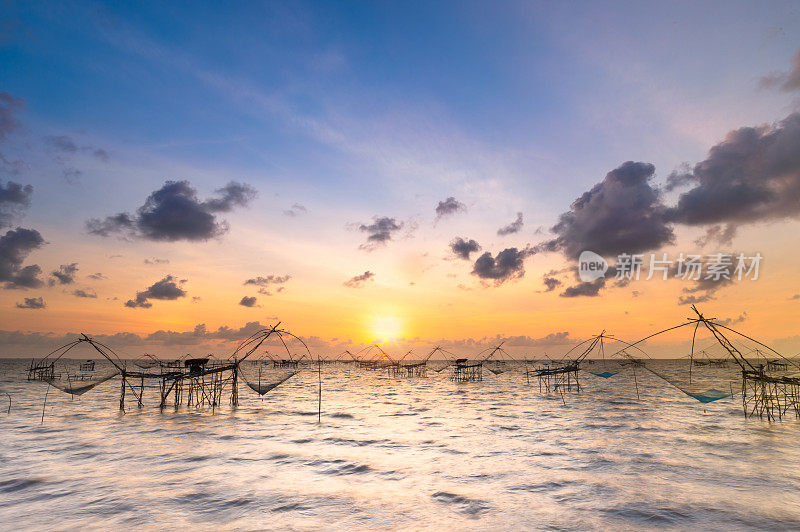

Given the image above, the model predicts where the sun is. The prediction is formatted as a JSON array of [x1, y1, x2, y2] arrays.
[[370, 315, 403, 341]]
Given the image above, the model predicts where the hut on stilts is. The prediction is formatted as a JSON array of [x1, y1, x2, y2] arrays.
[[525, 333, 606, 393], [452, 358, 483, 382], [523, 332, 650, 399], [526, 357, 581, 393], [436, 344, 514, 382]]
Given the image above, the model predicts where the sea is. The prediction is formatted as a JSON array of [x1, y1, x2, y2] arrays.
[[2, 358, 800, 531]]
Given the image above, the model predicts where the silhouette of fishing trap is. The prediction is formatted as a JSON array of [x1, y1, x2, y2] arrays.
[[432, 344, 514, 382], [236, 328, 314, 399], [388, 361, 427, 378], [384, 347, 444, 378], [385, 350, 425, 378], [28, 335, 121, 397], [452, 359, 482, 382], [344, 345, 388, 370], [618, 306, 800, 419], [27, 360, 56, 381], [333, 350, 359, 365], [526, 359, 580, 393], [524, 332, 628, 394], [31, 323, 321, 417]]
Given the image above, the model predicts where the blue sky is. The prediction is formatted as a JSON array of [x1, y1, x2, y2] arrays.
[[1, 1, 800, 354], [4, 1, 798, 207]]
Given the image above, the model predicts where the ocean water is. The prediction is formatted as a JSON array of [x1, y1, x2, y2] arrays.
[[2, 358, 800, 531]]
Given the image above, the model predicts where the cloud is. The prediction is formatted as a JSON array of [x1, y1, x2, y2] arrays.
[[0, 227, 45, 289], [283, 203, 307, 217], [541, 275, 562, 292], [62, 167, 82, 184], [43, 135, 110, 181], [718, 312, 748, 326], [88, 272, 107, 280], [244, 274, 291, 287], [666, 112, 800, 229], [145, 324, 208, 346], [125, 275, 187, 308], [205, 321, 277, 341], [243, 276, 290, 297], [0, 321, 288, 353], [144, 257, 169, 265], [85, 213, 135, 237], [357, 216, 403, 249], [694, 224, 736, 247], [537, 162, 674, 259], [239, 296, 258, 307], [677, 272, 733, 305], [435, 197, 466, 221], [0, 180, 34, 228], [560, 278, 606, 298], [73, 288, 98, 298], [87, 180, 257, 241], [759, 47, 800, 92], [257, 285, 285, 296], [203, 181, 258, 212], [0, 92, 25, 141], [16, 296, 45, 309], [501, 331, 573, 347], [344, 270, 375, 288], [528, 113, 800, 266], [49, 263, 78, 285], [449, 237, 481, 260], [677, 293, 713, 305], [43, 135, 80, 153], [471, 247, 533, 285], [497, 212, 523, 236]]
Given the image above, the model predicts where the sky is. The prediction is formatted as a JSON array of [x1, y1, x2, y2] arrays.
[[1, 0, 800, 358]]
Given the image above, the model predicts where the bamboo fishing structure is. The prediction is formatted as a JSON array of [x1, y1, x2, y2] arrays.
[[385, 347, 442, 378], [527, 361, 580, 392], [26, 360, 55, 381], [29, 323, 321, 417], [448, 344, 510, 382], [452, 358, 482, 382], [524, 333, 617, 393], [616, 306, 800, 420]]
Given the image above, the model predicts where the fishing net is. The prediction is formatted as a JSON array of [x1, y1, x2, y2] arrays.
[[538, 332, 625, 379], [229, 324, 315, 397], [238, 360, 299, 395], [610, 308, 800, 404], [30, 336, 123, 396], [44, 369, 119, 396], [479, 345, 517, 375], [638, 357, 741, 403], [584, 336, 625, 378]]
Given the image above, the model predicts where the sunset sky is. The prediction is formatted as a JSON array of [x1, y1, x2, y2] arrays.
[[1, 1, 800, 358]]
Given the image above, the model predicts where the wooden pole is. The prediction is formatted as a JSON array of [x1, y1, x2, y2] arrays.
[[119, 371, 126, 412], [318, 357, 322, 423], [40, 385, 50, 424]]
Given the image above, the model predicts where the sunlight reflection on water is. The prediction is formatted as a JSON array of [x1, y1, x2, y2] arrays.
[[1, 359, 800, 530]]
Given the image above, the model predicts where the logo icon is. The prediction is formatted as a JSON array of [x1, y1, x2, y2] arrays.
[[578, 250, 608, 282]]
